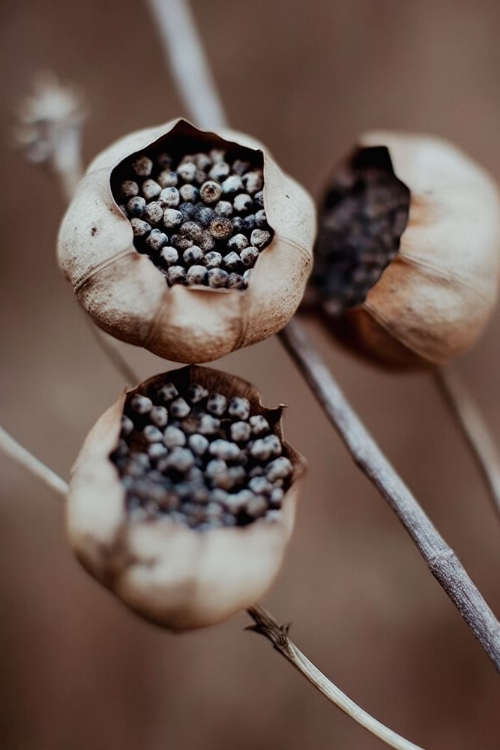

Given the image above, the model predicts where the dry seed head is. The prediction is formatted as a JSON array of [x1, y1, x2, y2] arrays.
[[57, 119, 315, 364], [311, 132, 500, 369], [67, 366, 306, 631]]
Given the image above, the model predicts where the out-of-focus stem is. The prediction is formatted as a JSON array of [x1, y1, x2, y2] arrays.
[[146, 0, 229, 130], [434, 367, 500, 521], [0, 426, 68, 498]]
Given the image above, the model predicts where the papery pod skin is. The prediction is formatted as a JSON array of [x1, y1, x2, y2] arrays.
[[58, 119, 316, 364], [67, 366, 307, 631], [321, 132, 500, 370]]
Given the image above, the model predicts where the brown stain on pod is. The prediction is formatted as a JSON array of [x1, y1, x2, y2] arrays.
[[321, 133, 500, 370], [67, 365, 307, 631], [58, 119, 316, 363]]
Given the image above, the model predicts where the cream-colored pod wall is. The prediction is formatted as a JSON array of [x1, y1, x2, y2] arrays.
[[347, 133, 500, 368], [58, 119, 316, 363], [67, 367, 307, 631]]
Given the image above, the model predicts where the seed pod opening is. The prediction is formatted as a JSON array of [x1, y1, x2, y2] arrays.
[[67, 366, 306, 631], [310, 133, 500, 369], [58, 119, 315, 364]]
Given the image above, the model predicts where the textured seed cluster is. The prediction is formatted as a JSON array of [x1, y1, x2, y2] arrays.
[[312, 146, 410, 315], [110, 381, 293, 530], [113, 146, 274, 289]]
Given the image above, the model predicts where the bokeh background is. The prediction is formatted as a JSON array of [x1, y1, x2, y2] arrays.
[[1, 1, 500, 748]]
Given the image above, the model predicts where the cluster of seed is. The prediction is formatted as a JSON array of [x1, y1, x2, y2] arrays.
[[114, 147, 274, 289], [110, 380, 293, 531], [312, 147, 410, 315]]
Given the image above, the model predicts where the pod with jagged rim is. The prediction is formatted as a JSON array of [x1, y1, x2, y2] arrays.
[[311, 132, 500, 369], [67, 365, 306, 631], [58, 118, 316, 364]]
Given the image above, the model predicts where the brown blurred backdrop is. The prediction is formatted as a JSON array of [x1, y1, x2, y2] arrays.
[[1, 1, 500, 748]]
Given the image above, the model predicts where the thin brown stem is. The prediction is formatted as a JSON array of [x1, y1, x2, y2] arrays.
[[247, 605, 424, 750], [0, 434, 420, 750], [434, 367, 500, 521], [279, 318, 500, 671]]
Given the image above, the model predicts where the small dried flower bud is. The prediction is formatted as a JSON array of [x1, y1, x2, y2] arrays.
[[130, 393, 153, 414], [158, 382, 178, 401], [249, 414, 270, 435], [311, 133, 500, 369], [209, 439, 242, 462], [246, 495, 268, 519], [207, 392, 227, 416], [169, 397, 191, 418], [188, 433, 209, 455], [207, 268, 228, 288], [228, 233, 249, 252], [255, 209, 268, 228], [177, 162, 197, 182], [146, 228, 168, 251], [227, 273, 246, 290], [251, 228, 272, 250], [150, 405, 169, 427], [143, 425, 164, 443], [209, 217, 233, 241], [166, 265, 186, 285], [130, 218, 151, 237], [180, 221, 203, 241], [194, 205, 215, 227], [158, 169, 178, 187], [266, 457, 293, 481], [228, 397, 251, 421], [160, 187, 180, 208], [198, 414, 220, 435], [222, 175, 243, 195], [243, 171, 263, 194], [230, 421, 252, 442], [222, 252, 241, 272], [163, 447, 195, 473], [162, 208, 183, 228], [120, 180, 139, 199], [179, 184, 199, 202], [254, 190, 264, 207], [233, 193, 253, 213], [209, 162, 230, 181], [242, 269, 252, 284], [145, 202, 164, 225], [127, 196, 146, 217], [142, 179, 162, 201], [183, 246, 204, 265], [186, 383, 208, 403], [58, 119, 315, 363], [186, 264, 208, 286], [121, 415, 134, 435], [164, 425, 187, 448], [160, 246, 179, 267], [148, 443, 168, 460], [200, 180, 223, 204], [203, 251, 222, 269], [240, 246, 259, 267], [214, 200, 233, 217], [132, 155, 153, 177]]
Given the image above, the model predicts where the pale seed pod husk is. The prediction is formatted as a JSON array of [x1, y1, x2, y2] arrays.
[[67, 365, 306, 631], [57, 119, 316, 364], [315, 132, 500, 369]]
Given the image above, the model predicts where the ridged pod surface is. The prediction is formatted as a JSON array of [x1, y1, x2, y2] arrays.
[[58, 119, 316, 363], [318, 133, 500, 369], [67, 366, 306, 631]]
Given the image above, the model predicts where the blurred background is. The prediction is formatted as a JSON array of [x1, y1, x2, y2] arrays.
[[1, 1, 500, 748]]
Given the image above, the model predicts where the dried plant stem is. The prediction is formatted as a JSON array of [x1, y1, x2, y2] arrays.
[[247, 605, 423, 750], [434, 367, 500, 520], [0, 435, 419, 750], [279, 318, 500, 670], [146, 0, 228, 130], [0, 426, 68, 498]]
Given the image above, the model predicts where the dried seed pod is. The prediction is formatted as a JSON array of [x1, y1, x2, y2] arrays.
[[58, 119, 315, 364], [67, 365, 306, 631], [311, 132, 500, 369]]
